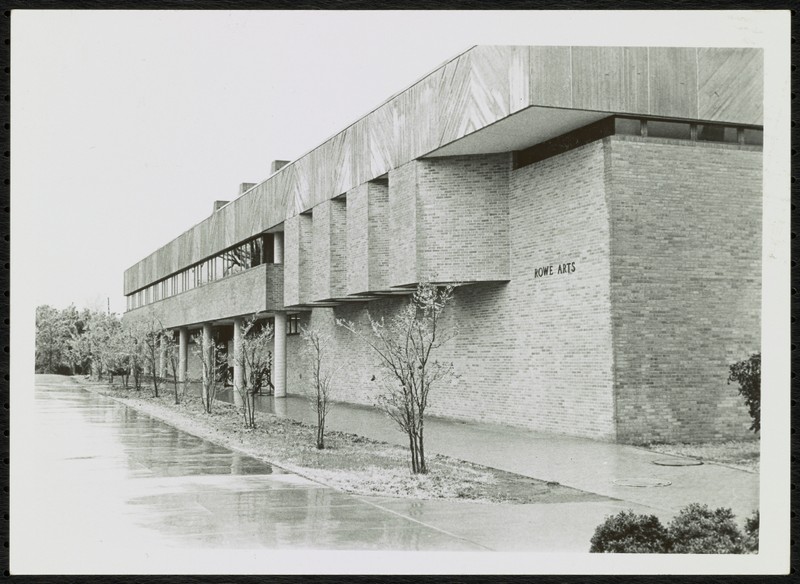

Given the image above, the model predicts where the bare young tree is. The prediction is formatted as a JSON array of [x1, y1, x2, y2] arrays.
[[338, 283, 455, 474], [160, 330, 182, 404], [235, 315, 274, 428], [194, 331, 225, 414], [300, 326, 337, 449], [106, 324, 131, 388], [139, 318, 167, 398], [118, 319, 146, 391]]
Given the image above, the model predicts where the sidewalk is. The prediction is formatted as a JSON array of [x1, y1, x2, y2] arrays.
[[232, 390, 759, 522]]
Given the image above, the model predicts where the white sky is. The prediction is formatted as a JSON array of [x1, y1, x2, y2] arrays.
[[9, 9, 792, 576], [9, 10, 786, 316]]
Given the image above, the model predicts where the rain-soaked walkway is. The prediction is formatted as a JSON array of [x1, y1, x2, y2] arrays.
[[19, 376, 495, 555], [218, 389, 759, 522], [14, 376, 760, 573]]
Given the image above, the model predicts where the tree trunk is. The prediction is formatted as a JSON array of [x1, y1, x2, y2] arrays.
[[417, 428, 427, 474], [316, 411, 325, 449], [408, 433, 418, 474]]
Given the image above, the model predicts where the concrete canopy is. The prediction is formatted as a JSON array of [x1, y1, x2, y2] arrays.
[[124, 45, 762, 296]]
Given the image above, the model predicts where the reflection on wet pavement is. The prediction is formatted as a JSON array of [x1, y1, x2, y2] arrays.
[[24, 377, 485, 552], [213, 388, 758, 521]]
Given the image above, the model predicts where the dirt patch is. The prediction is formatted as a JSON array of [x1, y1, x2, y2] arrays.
[[80, 379, 604, 505]]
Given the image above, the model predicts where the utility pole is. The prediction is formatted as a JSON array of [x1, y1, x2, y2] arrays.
[[107, 297, 110, 315]]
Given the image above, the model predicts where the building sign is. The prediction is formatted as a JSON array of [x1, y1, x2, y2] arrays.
[[534, 262, 576, 278]]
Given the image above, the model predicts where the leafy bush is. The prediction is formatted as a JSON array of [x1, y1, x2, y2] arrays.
[[668, 504, 747, 553], [589, 510, 671, 553], [743, 510, 759, 553], [728, 352, 760, 432], [591, 505, 759, 554]]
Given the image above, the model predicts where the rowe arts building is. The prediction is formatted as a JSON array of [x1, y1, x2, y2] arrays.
[[124, 46, 762, 444]]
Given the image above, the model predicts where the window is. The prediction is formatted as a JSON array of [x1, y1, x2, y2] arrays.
[[207, 258, 216, 282], [697, 123, 738, 144], [287, 314, 300, 335], [614, 117, 641, 136], [646, 120, 691, 140], [249, 238, 263, 267], [743, 128, 763, 146], [126, 234, 278, 311]]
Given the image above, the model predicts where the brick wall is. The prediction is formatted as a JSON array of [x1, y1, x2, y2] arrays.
[[507, 141, 617, 439], [311, 201, 332, 302], [605, 136, 761, 443], [367, 182, 390, 292], [388, 163, 418, 288], [284, 143, 618, 440], [345, 181, 390, 295], [416, 154, 511, 283], [312, 199, 347, 301], [165, 135, 761, 444], [285, 302, 399, 407], [346, 184, 370, 295], [284, 213, 313, 306]]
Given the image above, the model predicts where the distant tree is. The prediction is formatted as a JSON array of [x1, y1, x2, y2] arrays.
[[82, 310, 120, 381], [59, 304, 81, 375], [235, 315, 274, 428], [338, 283, 456, 474], [66, 308, 99, 377], [300, 325, 337, 449], [35, 305, 71, 373], [728, 352, 761, 433]]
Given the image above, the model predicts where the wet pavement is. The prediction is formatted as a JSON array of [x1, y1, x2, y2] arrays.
[[219, 389, 760, 522], [18, 376, 502, 555], [14, 375, 760, 572], [17, 375, 666, 572]]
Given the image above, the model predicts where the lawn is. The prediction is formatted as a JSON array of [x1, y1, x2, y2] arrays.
[[83, 380, 605, 505], [646, 441, 759, 473]]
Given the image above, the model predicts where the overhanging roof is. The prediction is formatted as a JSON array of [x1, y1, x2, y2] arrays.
[[124, 45, 763, 295]]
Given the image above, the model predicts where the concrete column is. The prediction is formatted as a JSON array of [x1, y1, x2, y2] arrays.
[[202, 323, 213, 388], [178, 328, 188, 383], [274, 231, 284, 264], [232, 318, 244, 407], [273, 311, 287, 398]]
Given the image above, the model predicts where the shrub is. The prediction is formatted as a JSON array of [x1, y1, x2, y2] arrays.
[[589, 510, 671, 553], [668, 503, 747, 553], [743, 510, 759, 553], [591, 505, 758, 553], [728, 352, 760, 432]]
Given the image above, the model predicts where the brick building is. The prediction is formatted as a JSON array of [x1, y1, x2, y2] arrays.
[[124, 46, 762, 443]]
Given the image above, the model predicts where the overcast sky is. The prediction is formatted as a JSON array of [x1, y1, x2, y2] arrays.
[[11, 10, 785, 317]]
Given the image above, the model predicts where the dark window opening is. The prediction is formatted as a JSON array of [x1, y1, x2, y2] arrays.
[[126, 233, 278, 311], [647, 120, 692, 140], [287, 314, 300, 335], [513, 116, 762, 171]]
